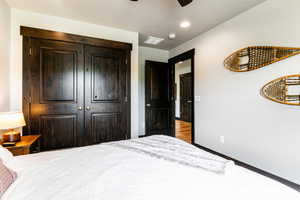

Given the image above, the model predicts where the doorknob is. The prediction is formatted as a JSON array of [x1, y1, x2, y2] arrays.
[[78, 106, 83, 111], [86, 106, 91, 111], [146, 104, 151, 107]]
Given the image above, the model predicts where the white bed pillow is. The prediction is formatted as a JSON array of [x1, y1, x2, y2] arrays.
[[0, 146, 13, 163]]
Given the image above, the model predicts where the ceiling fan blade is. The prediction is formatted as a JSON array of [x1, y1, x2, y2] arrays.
[[130, 0, 193, 7], [177, 0, 193, 7]]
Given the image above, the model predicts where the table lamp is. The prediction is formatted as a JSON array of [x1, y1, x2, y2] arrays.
[[0, 112, 26, 142]]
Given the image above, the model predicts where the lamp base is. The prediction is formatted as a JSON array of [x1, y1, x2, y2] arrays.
[[2, 129, 21, 143]]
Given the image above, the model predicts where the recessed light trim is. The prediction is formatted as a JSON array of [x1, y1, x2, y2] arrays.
[[180, 21, 191, 28], [144, 36, 164, 45]]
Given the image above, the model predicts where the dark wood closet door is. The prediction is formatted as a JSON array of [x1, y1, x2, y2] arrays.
[[27, 38, 85, 151], [84, 45, 129, 145], [180, 73, 192, 122], [145, 60, 173, 136]]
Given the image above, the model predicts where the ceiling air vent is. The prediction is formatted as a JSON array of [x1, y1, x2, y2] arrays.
[[144, 36, 164, 45]]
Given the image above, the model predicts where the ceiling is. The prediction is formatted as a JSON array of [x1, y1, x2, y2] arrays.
[[6, 0, 266, 50]]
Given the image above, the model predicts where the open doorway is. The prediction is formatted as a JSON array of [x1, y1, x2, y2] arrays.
[[144, 49, 195, 143], [169, 49, 195, 144], [175, 60, 192, 143]]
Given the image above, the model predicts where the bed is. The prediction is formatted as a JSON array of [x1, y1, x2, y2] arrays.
[[2, 135, 299, 199]]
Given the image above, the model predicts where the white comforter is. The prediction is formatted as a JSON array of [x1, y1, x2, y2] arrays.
[[3, 136, 299, 200]]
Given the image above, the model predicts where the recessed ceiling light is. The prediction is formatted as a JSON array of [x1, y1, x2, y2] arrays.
[[180, 21, 191, 28], [144, 36, 164, 45], [168, 33, 176, 40]]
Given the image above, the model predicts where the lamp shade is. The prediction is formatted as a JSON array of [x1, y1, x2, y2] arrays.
[[0, 112, 26, 130]]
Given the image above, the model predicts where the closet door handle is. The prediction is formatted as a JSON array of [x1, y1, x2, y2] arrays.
[[86, 106, 91, 111]]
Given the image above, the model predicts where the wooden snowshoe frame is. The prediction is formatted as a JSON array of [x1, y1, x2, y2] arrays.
[[261, 75, 300, 106], [224, 46, 300, 72]]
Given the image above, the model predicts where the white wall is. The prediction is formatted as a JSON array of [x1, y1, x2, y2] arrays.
[[170, 0, 300, 184], [0, 0, 11, 112], [175, 60, 191, 118], [138, 47, 169, 135], [9, 9, 140, 138]]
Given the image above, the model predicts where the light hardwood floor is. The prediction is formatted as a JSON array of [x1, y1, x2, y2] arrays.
[[175, 120, 192, 144]]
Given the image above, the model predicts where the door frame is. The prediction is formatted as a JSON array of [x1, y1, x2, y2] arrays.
[[21, 26, 132, 140], [168, 49, 195, 144]]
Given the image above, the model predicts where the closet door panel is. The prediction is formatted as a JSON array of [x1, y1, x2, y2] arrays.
[[41, 50, 76, 102], [92, 56, 120, 102], [85, 46, 129, 145], [27, 39, 85, 150], [91, 113, 123, 143], [40, 115, 77, 150]]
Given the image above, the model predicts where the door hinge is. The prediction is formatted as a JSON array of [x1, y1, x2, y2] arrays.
[[125, 96, 128, 102], [29, 48, 32, 56], [25, 96, 32, 103], [125, 59, 128, 65]]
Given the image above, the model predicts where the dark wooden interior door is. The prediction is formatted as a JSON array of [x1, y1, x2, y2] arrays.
[[22, 27, 132, 151], [27, 38, 85, 151], [145, 60, 173, 136], [180, 73, 192, 122], [84, 45, 129, 145]]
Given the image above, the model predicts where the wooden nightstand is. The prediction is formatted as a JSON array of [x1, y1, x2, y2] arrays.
[[1, 135, 41, 156]]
